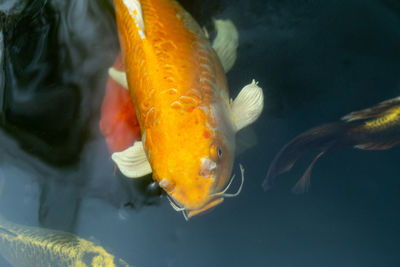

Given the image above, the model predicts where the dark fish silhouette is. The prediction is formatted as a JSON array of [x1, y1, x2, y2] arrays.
[[264, 96, 400, 193]]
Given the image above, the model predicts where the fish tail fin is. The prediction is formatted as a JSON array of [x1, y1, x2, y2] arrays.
[[291, 151, 325, 194], [264, 96, 400, 193], [263, 122, 352, 192]]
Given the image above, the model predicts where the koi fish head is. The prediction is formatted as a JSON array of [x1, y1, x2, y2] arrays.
[[157, 100, 237, 219]]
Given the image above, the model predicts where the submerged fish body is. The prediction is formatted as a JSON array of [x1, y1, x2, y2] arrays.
[[110, 0, 263, 218], [264, 96, 400, 193], [0, 215, 130, 267], [100, 53, 141, 153]]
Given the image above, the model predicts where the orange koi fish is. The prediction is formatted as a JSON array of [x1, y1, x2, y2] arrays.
[[264, 96, 400, 193], [107, 0, 264, 219], [100, 20, 239, 154]]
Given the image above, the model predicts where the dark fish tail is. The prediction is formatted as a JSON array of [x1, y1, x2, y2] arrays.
[[264, 96, 400, 193], [263, 122, 355, 193]]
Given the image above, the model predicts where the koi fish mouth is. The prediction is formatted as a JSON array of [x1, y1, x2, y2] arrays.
[[167, 164, 245, 220]]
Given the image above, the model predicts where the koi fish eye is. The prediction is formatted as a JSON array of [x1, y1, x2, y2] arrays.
[[210, 143, 223, 161], [217, 146, 222, 159]]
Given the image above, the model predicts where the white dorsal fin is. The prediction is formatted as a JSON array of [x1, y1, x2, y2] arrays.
[[212, 19, 239, 73], [111, 141, 152, 178], [231, 80, 264, 132], [108, 67, 128, 90], [122, 0, 145, 39]]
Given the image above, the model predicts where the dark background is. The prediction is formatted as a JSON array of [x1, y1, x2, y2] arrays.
[[0, 0, 400, 266]]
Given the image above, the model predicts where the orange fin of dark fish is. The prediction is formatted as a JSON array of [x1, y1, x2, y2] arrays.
[[291, 151, 325, 194], [263, 123, 348, 191], [342, 96, 400, 122], [99, 53, 141, 153]]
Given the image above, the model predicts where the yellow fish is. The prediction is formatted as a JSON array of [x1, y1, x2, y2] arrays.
[[0, 215, 131, 267]]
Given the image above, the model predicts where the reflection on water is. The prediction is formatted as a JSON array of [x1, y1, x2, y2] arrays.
[[1, 0, 400, 266], [1, 0, 117, 165]]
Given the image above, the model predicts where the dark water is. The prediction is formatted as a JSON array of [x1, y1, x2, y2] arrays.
[[0, 0, 400, 266]]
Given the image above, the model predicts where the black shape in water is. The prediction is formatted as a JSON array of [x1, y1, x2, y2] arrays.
[[0, 0, 120, 231], [1, 0, 85, 166]]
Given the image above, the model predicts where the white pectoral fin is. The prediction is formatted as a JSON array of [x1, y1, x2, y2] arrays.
[[108, 67, 128, 90], [212, 19, 239, 73], [231, 80, 264, 132], [111, 141, 152, 178]]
